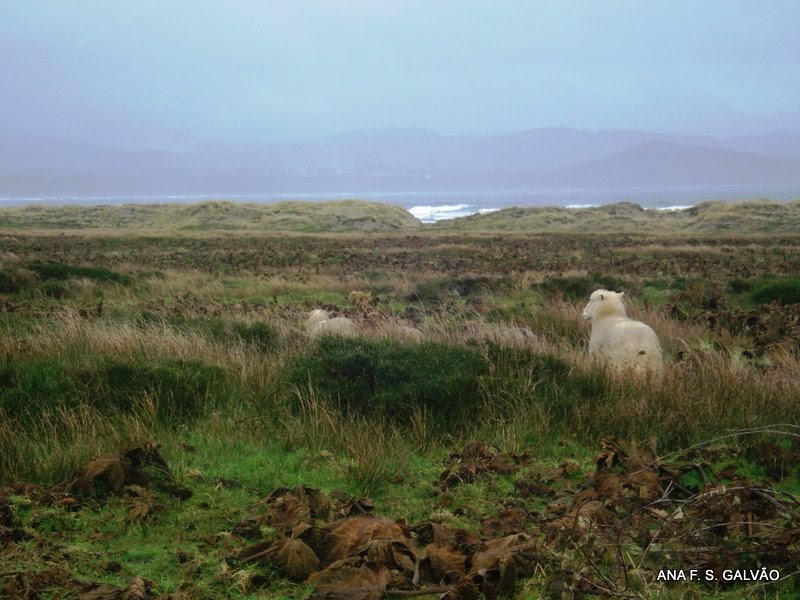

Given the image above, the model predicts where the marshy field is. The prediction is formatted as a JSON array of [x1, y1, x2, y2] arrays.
[[1, 200, 800, 599]]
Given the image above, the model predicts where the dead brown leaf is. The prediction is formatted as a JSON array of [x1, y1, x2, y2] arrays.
[[308, 563, 390, 600], [247, 485, 331, 533], [265, 537, 321, 582], [439, 442, 520, 490], [76, 577, 152, 599], [480, 507, 530, 537], [69, 454, 133, 497], [411, 521, 481, 547], [65, 442, 174, 499], [421, 542, 468, 581], [126, 487, 165, 522], [469, 533, 538, 576], [357, 538, 418, 578], [320, 516, 409, 565]]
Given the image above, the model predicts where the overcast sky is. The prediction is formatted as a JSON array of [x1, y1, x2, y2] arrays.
[[2, 1, 799, 150]]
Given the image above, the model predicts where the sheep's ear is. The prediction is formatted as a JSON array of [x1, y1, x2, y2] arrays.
[[619, 292, 625, 298]]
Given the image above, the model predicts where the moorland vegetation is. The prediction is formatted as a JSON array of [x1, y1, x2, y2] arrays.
[[1, 200, 799, 599]]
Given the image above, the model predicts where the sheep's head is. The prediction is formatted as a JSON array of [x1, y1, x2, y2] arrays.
[[306, 309, 330, 329], [582, 289, 627, 320]]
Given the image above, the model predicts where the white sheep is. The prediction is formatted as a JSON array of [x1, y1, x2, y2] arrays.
[[306, 309, 358, 338], [582, 289, 664, 376]]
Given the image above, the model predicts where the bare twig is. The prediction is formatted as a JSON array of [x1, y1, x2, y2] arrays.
[[385, 587, 451, 597], [239, 548, 272, 563], [752, 489, 800, 522]]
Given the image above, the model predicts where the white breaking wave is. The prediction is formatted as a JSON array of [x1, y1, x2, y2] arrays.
[[651, 205, 694, 212], [566, 204, 599, 209], [409, 204, 473, 222]]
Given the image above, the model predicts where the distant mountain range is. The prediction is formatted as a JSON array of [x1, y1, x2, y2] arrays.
[[3, 127, 800, 197]]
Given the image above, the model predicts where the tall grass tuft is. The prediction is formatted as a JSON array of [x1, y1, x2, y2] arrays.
[[281, 383, 413, 496], [0, 395, 160, 483], [285, 336, 488, 429]]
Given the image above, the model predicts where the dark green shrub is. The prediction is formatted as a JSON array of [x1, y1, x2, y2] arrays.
[[0, 359, 87, 420], [751, 279, 800, 305], [99, 360, 234, 419], [728, 278, 753, 294], [287, 337, 488, 428], [0, 270, 22, 294], [0, 268, 39, 294], [231, 321, 279, 352], [485, 346, 606, 407], [163, 316, 280, 352], [0, 357, 236, 423], [26, 261, 132, 285], [37, 280, 70, 299]]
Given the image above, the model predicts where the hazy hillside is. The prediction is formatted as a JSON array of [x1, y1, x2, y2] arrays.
[[555, 141, 800, 187], [3, 128, 800, 197], [723, 131, 800, 158]]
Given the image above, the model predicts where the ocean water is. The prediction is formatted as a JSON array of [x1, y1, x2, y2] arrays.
[[2, 185, 799, 223], [378, 186, 800, 222]]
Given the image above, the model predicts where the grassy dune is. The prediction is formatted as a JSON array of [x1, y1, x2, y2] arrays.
[[439, 198, 800, 233], [1, 197, 799, 233], [1, 211, 800, 598], [0, 199, 422, 232]]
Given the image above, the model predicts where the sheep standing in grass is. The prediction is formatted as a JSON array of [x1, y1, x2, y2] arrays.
[[582, 290, 664, 375]]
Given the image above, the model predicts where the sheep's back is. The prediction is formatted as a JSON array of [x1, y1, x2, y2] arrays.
[[589, 318, 663, 374], [311, 316, 358, 338]]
